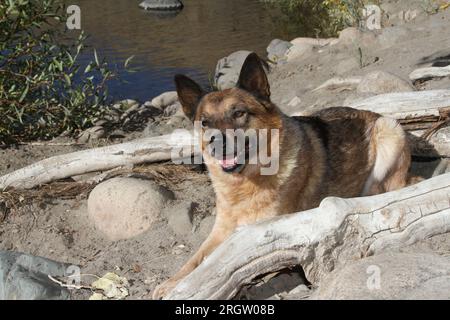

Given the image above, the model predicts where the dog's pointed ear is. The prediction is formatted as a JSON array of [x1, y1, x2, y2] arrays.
[[237, 53, 270, 101], [174, 74, 205, 121]]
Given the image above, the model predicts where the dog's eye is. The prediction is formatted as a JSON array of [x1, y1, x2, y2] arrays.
[[201, 119, 210, 128], [233, 110, 247, 119]]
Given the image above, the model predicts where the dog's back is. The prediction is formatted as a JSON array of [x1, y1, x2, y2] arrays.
[[278, 107, 410, 214]]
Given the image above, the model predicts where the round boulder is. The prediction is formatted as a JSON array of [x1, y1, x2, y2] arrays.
[[88, 178, 174, 241], [267, 39, 292, 62], [151, 91, 178, 110], [214, 50, 252, 90]]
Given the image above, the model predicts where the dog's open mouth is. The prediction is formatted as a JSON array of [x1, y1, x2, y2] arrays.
[[218, 156, 245, 173], [217, 140, 251, 173]]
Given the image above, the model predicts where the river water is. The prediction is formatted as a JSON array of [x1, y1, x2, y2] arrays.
[[71, 0, 299, 102]]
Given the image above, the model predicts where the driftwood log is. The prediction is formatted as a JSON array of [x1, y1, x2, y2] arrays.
[[0, 131, 197, 190], [346, 90, 450, 119], [409, 65, 450, 82], [165, 173, 450, 299]]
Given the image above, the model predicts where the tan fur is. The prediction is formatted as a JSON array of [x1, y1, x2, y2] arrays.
[[152, 55, 411, 299]]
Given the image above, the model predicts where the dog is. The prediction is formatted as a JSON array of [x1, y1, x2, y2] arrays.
[[152, 53, 411, 299]]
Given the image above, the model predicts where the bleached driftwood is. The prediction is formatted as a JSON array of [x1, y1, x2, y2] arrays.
[[313, 76, 362, 92], [0, 131, 197, 190], [346, 90, 450, 119], [409, 66, 450, 82], [165, 173, 450, 300]]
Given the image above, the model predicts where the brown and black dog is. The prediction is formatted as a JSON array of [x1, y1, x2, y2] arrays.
[[153, 53, 410, 299]]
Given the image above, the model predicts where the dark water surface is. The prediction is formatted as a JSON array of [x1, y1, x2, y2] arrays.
[[70, 0, 296, 102]]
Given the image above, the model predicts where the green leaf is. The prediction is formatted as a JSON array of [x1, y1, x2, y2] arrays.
[[124, 55, 135, 68], [84, 63, 92, 74], [94, 49, 99, 66], [64, 74, 71, 86], [19, 84, 29, 103]]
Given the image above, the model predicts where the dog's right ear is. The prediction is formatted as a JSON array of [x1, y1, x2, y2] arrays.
[[174, 74, 205, 121]]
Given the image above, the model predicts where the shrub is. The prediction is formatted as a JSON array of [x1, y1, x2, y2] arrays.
[[262, 0, 369, 38], [0, 0, 122, 145]]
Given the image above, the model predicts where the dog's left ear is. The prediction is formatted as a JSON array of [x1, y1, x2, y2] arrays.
[[237, 53, 270, 101], [175, 74, 205, 121]]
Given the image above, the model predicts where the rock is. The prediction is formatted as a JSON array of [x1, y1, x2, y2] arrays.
[[237, 270, 307, 300], [281, 284, 311, 300], [287, 96, 302, 108], [88, 178, 174, 241], [77, 126, 105, 143], [167, 202, 194, 236], [91, 272, 129, 300], [151, 91, 178, 110], [357, 71, 414, 94], [94, 119, 108, 127], [337, 27, 377, 49], [432, 159, 450, 177], [166, 114, 190, 128], [139, 0, 183, 11], [311, 252, 450, 300], [120, 99, 139, 109], [0, 251, 71, 300], [267, 39, 292, 62], [334, 57, 361, 75], [214, 51, 252, 90], [377, 26, 409, 49], [285, 43, 315, 61], [163, 102, 182, 117]]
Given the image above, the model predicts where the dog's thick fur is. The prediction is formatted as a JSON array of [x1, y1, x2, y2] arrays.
[[152, 53, 411, 299]]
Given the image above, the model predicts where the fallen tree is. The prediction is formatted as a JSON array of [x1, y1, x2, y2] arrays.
[[409, 65, 450, 82], [346, 90, 450, 119], [0, 131, 197, 190], [165, 173, 450, 299]]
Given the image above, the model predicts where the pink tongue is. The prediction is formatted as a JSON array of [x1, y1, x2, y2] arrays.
[[218, 157, 237, 168]]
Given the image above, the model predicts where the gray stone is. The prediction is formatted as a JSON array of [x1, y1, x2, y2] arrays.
[[0, 251, 71, 300], [377, 26, 410, 50], [267, 39, 292, 62], [357, 70, 414, 94], [139, 0, 183, 11], [214, 51, 252, 90], [77, 126, 105, 143], [311, 252, 450, 300], [237, 271, 307, 300], [164, 102, 182, 117], [88, 178, 174, 241], [167, 202, 194, 236], [285, 43, 315, 62], [151, 91, 178, 110], [337, 27, 377, 48]]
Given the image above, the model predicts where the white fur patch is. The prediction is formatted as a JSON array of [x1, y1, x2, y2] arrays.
[[363, 117, 406, 195]]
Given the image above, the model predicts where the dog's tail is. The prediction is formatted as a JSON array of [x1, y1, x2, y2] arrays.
[[363, 117, 410, 195]]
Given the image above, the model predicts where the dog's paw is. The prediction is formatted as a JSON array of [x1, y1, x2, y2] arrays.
[[152, 278, 178, 300]]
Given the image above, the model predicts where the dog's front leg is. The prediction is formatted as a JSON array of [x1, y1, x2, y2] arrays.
[[152, 221, 234, 299]]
